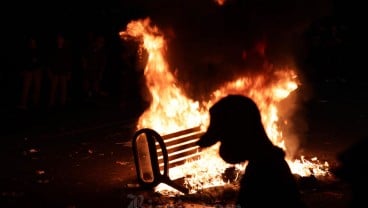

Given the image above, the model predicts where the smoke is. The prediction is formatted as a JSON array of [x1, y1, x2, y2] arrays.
[[138, 0, 333, 98]]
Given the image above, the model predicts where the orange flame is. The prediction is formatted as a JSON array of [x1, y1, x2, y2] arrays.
[[120, 18, 329, 194], [120, 18, 205, 135], [206, 69, 299, 149]]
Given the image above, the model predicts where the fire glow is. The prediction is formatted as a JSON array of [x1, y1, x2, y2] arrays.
[[120, 18, 329, 194]]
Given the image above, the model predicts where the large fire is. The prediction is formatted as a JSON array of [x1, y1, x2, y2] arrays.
[[120, 18, 329, 195]]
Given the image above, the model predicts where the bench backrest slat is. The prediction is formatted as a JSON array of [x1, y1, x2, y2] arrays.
[[156, 126, 204, 171]]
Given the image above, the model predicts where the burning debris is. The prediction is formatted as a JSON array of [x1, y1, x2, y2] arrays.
[[121, 17, 331, 196], [221, 166, 241, 183]]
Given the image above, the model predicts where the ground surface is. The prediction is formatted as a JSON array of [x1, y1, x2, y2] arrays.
[[1, 79, 367, 208]]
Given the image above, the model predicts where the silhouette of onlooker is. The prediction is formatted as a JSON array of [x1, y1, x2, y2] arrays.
[[241, 36, 272, 72], [81, 33, 107, 99], [119, 38, 150, 109], [334, 137, 368, 208], [132, 41, 150, 107], [17, 35, 44, 110], [196, 94, 306, 208], [47, 33, 73, 109]]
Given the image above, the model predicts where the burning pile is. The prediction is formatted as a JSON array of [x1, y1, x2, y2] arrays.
[[120, 17, 330, 195]]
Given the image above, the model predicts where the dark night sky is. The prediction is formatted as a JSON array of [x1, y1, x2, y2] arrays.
[[1, 0, 364, 101], [134, 0, 337, 95], [0, 0, 355, 48], [1, 0, 360, 68], [2, 1, 140, 34], [1, 0, 335, 34]]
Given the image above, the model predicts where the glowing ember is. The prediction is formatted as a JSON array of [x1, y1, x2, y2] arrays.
[[120, 17, 330, 195], [214, 0, 226, 6]]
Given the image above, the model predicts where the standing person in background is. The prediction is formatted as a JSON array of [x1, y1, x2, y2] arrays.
[[241, 35, 272, 72], [81, 33, 107, 100], [119, 38, 150, 110], [17, 35, 44, 110], [47, 32, 73, 110], [135, 42, 150, 107]]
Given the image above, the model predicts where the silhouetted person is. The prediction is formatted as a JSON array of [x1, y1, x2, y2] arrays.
[[241, 36, 272, 72], [134, 41, 150, 107], [334, 137, 368, 208], [81, 33, 107, 99], [196, 94, 306, 208], [17, 35, 44, 110], [47, 33, 73, 109], [119, 38, 150, 109]]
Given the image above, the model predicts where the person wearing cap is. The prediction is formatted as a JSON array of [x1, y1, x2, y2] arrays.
[[197, 94, 306, 208]]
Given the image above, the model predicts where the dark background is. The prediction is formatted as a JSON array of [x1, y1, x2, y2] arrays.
[[0, 0, 365, 106], [0, 1, 367, 207]]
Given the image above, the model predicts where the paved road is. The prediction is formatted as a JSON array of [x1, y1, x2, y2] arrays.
[[0, 97, 143, 207]]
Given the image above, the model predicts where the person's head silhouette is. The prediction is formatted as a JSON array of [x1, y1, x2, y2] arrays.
[[196, 94, 306, 208], [197, 94, 271, 163]]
